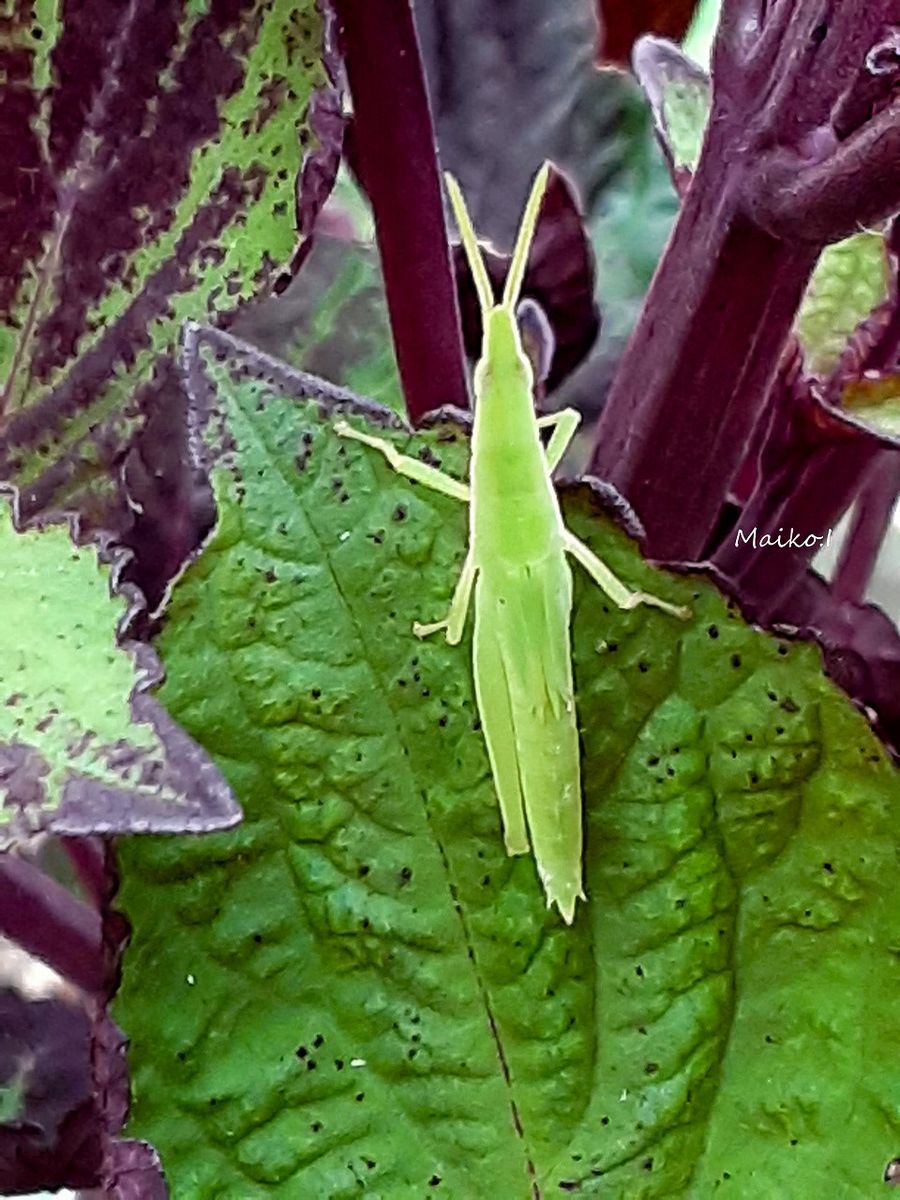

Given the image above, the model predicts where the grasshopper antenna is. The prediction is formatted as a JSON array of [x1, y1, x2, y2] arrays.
[[502, 162, 550, 310], [445, 172, 494, 318]]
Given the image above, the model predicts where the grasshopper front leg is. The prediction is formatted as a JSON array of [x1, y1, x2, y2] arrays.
[[335, 420, 476, 641], [537, 408, 580, 473], [334, 421, 470, 503]]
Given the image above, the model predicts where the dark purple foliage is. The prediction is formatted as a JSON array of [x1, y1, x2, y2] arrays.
[[590, 3, 900, 559], [0, 990, 101, 1190], [101, 1138, 170, 1200], [0, 0, 345, 612], [789, 575, 900, 756]]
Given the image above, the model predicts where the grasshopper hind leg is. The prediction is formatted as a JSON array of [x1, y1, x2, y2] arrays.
[[472, 601, 529, 857], [563, 530, 690, 620]]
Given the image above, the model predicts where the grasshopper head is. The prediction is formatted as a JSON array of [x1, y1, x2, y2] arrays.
[[477, 305, 533, 393]]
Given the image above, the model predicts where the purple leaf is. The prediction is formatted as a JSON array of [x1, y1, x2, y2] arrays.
[[0, 990, 101, 1191], [102, 1139, 170, 1200], [775, 573, 900, 758]]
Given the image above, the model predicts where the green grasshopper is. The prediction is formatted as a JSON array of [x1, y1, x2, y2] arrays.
[[335, 164, 688, 923]]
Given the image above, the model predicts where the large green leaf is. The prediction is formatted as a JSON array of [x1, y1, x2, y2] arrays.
[[0, 0, 329, 527], [115, 328, 900, 1197], [0, 494, 237, 840]]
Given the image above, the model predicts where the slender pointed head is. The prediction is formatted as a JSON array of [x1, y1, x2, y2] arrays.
[[445, 163, 551, 321], [446, 165, 551, 398], [478, 306, 531, 391]]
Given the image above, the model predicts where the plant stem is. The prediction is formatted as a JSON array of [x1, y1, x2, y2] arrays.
[[0, 853, 105, 994], [60, 836, 111, 909], [712, 436, 879, 621], [590, 135, 820, 560], [832, 452, 900, 604], [333, 0, 469, 422]]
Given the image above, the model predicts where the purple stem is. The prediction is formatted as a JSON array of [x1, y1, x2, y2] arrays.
[[712, 436, 880, 621], [831, 28, 900, 140], [0, 853, 105, 994], [590, 136, 821, 560], [333, 0, 469, 422], [832, 451, 900, 603], [591, 0, 900, 563], [60, 836, 111, 909], [744, 95, 900, 243], [715, 0, 765, 66]]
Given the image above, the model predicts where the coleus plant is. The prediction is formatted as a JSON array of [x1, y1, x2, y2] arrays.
[[0, 0, 898, 1196]]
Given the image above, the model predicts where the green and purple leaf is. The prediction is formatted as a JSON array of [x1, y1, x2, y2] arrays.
[[0, 0, 335, 550], [0, 494, 239, 839], [796, 234, 892, 378], [632, 35, 710, 183]]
